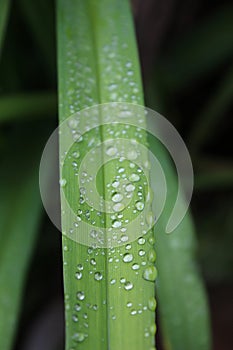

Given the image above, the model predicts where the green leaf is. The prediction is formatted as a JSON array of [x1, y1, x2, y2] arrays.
[[0, 0, 10, 57], [57, 1, 156, 349], [0, 133, 43, 350], [149, 137, 212, 350]]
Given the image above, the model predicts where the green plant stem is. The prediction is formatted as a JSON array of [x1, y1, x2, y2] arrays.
[[0, 0, 10, 57]]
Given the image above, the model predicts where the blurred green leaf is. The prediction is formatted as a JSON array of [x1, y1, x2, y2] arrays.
[[0, 133, 44, 350], [0, 92, 57, 123], [149, 138, 212, 350], [0, 0, 10, 57]]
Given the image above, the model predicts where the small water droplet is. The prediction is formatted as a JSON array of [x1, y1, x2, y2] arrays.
[[148, 249, 156, 263], [113, 202, 125, 212], [75, 304, 81, 311], [138, 249, 146, 257], [138, 237, 146, 245], [131, 309, 137, 315], [129, 173, 140, 182], [106, 146, 117, 156], [148, 297, 157, 311], [72, 314, 79, 322], [110, 279, 116, 285], [132, 263, 140, 270], [112, 220, 122, 228], [72, 332, 86, 343], [135, 201, 144, 211], [77, 264, 84, 271], [90, 258, 96, 266], [124, 281, 134, 291], [123, 253, 133, 263], [75, 271, 82, 280], [59, 178, 67, 187], [127, 302, 133, 307], [77, 291, 85, 301], [94, 272, 103, 281], [125, 183, 135, 192]]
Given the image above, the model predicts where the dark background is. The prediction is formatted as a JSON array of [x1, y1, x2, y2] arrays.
[[0, 0, 232, 349]]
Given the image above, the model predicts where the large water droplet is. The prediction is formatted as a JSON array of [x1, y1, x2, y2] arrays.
[[143, 266, 157, 282]]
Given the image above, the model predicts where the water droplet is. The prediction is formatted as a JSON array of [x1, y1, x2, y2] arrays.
[[120, 235, 128, 242], [131, 309, 137, 315], [110, 279, 116, 285], [75, 304, 81, 311], [112, 180, 120, 188], [148, 297, 157, 311], [125, 244, 131, 250], [112, 220, 122, 228], [148, 236, 155, 245], [75, 272, 82, 280], [72, 332, 86, 343], [77, 291, 85, 301], [150, 323, 157, 335], [113, 203, 125, 212], [132, 263, 140, 270], [125, 183, 135, 192], [143, 266, 157, 282], [72, 314, 78, 322], [77, 264, 84, 271], [93, 304, 98, 311], [129, 173, 140, 182], [120, 277, 126, 283], [138, 249, 146, 256], [123, 253, 133, 263], [106, 146, 117, 156], [72, 151, 80, 158], [124, 281, 134, 291], [127, 302, 133, 307], [148, 249, 156, 263], [90, 258, 96, 266], [138, 237, 146, 245], [135, 201, 144, 211], [112, 193, 123, 203], [94, 272, 103, 281], [59, 178, 67, 187]]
